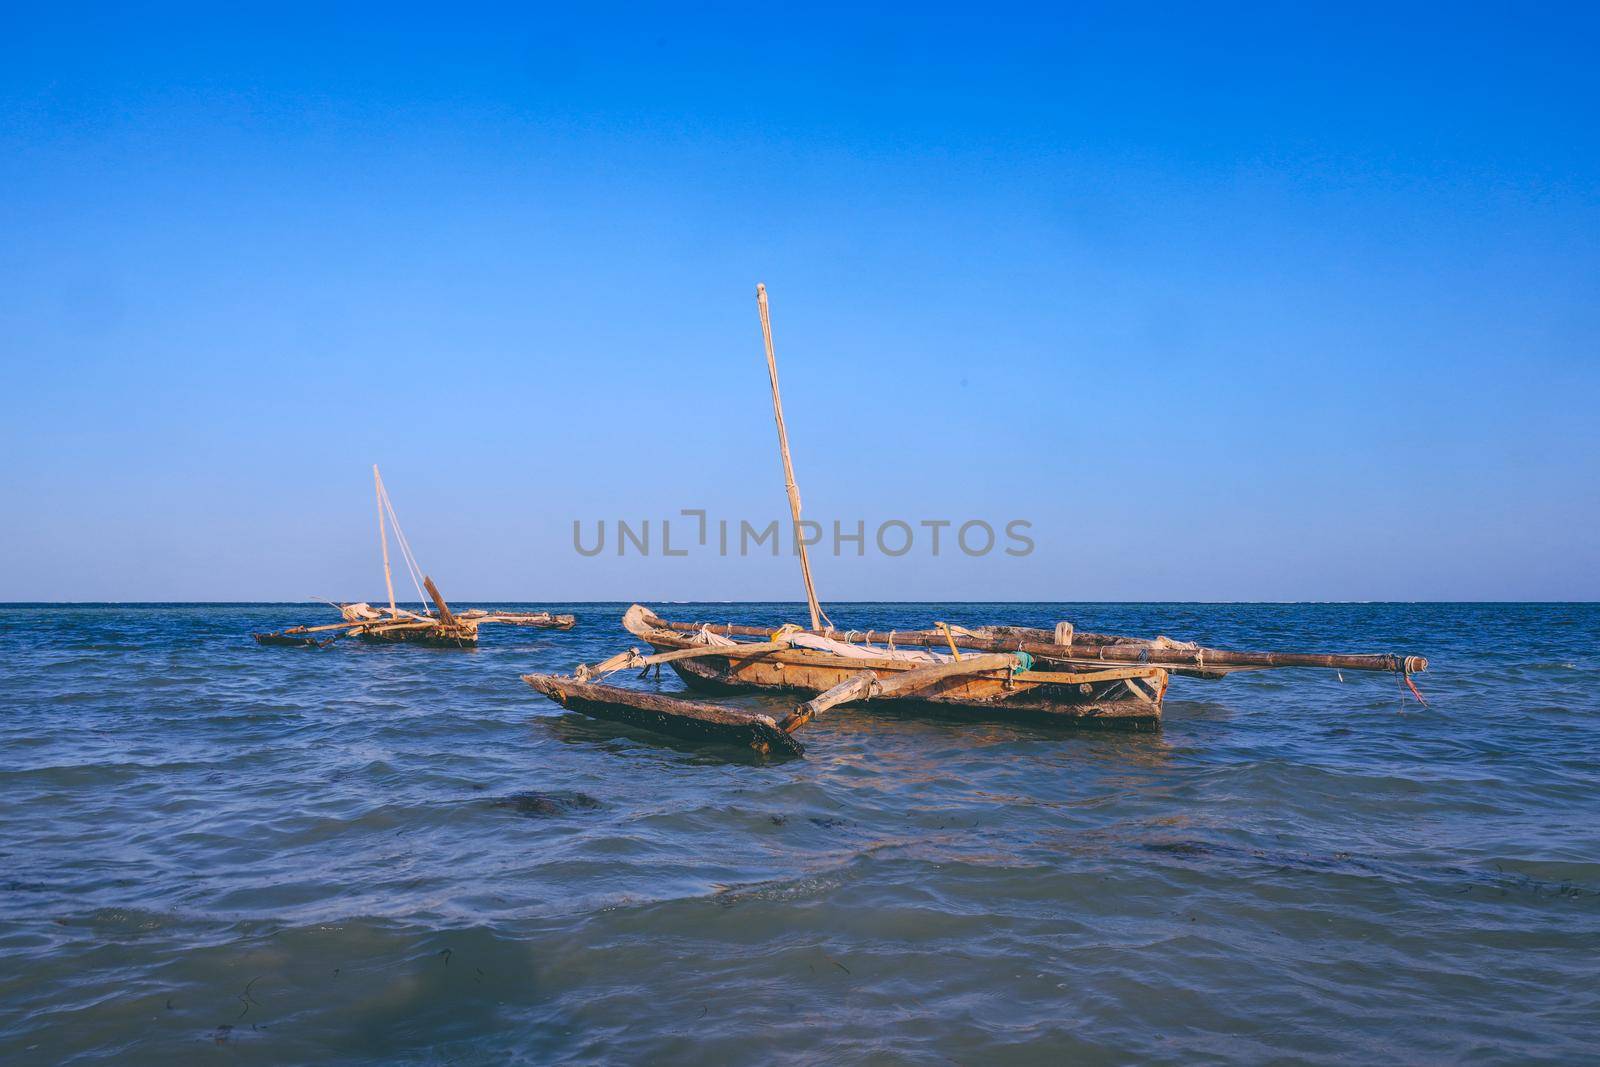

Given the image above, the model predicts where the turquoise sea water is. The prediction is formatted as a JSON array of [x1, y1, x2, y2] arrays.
[[1, 602, 1596, 1064]]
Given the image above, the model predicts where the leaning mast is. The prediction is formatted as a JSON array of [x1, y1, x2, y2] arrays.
[[374, 464, 398, 617]]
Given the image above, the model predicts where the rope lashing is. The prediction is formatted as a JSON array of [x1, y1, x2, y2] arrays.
[[575, 648, 643, 682]]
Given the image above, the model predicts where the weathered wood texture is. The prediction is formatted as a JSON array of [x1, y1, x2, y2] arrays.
[[358, 625, 476, 648], [254, 608, 575, 648], [619, 606, 1163, 727], [627, 605, 1426, 675], [250, 632, 336, 648], [523, 674, 804, 759], [422, 577, 458, 627], [756, 282, 827, 632], [666, 649, 1154, 723], [781, 652, 1023, 732], [636, 640, 793, 667], [458, 610, 577, 630]]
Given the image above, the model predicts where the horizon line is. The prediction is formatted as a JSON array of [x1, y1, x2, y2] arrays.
[[1, 600, 1594, 607]]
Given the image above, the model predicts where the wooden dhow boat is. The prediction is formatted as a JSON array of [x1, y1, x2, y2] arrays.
[[253, 466, 575, 649], [524, 286, 1425, 758], [524, 602, 1426, 758]]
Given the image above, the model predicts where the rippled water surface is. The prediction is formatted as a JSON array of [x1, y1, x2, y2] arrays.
[[1, 602, 1596, 1063]]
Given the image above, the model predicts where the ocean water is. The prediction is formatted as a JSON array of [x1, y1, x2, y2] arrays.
[[0, 602, 1596, 1064]]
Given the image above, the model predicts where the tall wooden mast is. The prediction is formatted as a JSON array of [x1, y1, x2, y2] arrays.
[[374, 464, 397, 617], [757, 283, 828, 631]]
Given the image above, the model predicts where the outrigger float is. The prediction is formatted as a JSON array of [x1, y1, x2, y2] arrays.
[[254, 466, 575, 649], [524, 285, 1426, 758]]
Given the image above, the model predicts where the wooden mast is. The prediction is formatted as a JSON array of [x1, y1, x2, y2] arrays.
[[757, 283, 828, 632], [374, 464, 397, 617]]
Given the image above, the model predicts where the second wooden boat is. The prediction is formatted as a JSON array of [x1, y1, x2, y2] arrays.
[[252, 466, 576, 648]]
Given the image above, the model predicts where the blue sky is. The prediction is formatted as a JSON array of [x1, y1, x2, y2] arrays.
[[2, 3, 1595, 601]]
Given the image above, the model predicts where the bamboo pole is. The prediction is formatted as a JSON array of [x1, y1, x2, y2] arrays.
[[644, 611, 1428, 675], [285, 619, 379, 635], [757, 283, 828, 631], [374, 465, 397, 617], [780, 653, 1022, 732], [636, 640, 792, 667]]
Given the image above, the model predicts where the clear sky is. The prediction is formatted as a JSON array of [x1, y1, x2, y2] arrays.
[[2, 3, 1595, 602]]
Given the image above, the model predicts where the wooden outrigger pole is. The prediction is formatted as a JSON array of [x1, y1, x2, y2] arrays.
[[758, 283, 829, 632], [525, 650, 1035, 761]]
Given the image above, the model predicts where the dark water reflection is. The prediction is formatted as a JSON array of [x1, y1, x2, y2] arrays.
[[0, 602, 1596, 1063]]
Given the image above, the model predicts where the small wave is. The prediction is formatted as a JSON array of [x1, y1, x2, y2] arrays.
[[489, 791, 603, 818]]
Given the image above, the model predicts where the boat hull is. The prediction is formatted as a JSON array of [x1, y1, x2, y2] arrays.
[[251, 632, 333, 648], [618, 607, 1164, 729], [659, 646, 1160, 728], [357, 626, 477, 649]]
